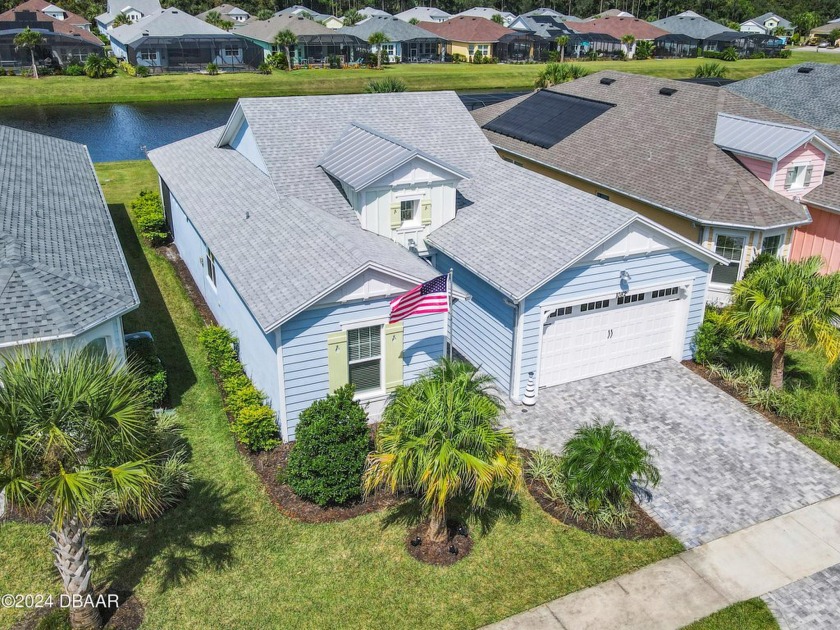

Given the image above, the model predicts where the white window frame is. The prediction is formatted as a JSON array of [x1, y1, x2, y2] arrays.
[[206, 248, 217, 289], [139, 50, 158, 61], [400, 199, 416, 224], [760, 232, 785, 257], [222, 46, 241, 58], [345, 323, 384, 399], [710, 232, 747, 287], [785, 163, 809, 191]]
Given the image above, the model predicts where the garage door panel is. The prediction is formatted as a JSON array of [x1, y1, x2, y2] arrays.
[[539, 290, 684, 388]]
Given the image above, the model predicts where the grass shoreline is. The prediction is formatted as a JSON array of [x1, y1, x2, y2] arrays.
[[0, 52, 837, 108]]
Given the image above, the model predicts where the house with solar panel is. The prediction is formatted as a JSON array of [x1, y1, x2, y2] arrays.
[[148, 91, 724, 440], [0, 125, 139, 361], [472, 71, 840, 304]]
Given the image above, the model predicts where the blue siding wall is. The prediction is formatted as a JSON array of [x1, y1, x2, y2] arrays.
[[281, 298, 445, 438], [434, 252, 515, 393], [169, 191, 282, 421], [519, 249, 710, 394]]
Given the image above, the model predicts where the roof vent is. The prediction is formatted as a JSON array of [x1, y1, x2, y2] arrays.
[[600, 77, 616, 85], [659, 87, 677, 96], [798, 66, 813, 73]]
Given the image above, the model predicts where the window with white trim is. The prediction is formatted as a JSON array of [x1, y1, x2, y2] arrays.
[[223, 47, 241, 57], [139, 50, 158, 61], [761, 234, 784, 257], [617, 291, 645, 305], [784, 164, 812, 190], [580, 299, 609, 312], [400, 199, 416, 223], [651, 286, 679, 299], [206, 248, 217, 287], [347, 325, 382, 393], [711, 234, 745, 285]]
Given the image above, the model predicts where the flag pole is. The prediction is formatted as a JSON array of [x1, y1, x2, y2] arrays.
[[447, 268, 453, 361]]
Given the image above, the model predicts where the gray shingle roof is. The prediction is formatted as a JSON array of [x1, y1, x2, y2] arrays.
[[110, 8, 230, 45], [318, 122, 467, 190], [651, 13, 733, 39], [394, 6, 450, 22], [472, 71, 811, 230], [234, 13, 345, 42], [751, 12, 791, 28], [725, 64, 840, 132], [339, 15, 444, 41], [0, 126, 138, 346]]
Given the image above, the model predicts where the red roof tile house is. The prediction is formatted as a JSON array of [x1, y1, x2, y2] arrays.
[[0, 0, 103, 69], [419, 15, 542, 61]]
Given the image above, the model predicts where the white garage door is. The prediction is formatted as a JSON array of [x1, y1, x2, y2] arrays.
[[539, 285, 687, 388]]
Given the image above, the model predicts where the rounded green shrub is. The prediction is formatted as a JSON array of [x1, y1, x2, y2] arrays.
[[222, 373, 251, 396], [225, 382, 265, 417], [692, 307, 733, 365], [285, 384, 370, 506], [232, 405, 280, 452], [198, 326, 237, 370]]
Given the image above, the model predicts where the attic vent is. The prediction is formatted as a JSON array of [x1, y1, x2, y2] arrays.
[[600, 77, 616, 85], [659, 87, 677, 96], [798, 66, 814, 73]]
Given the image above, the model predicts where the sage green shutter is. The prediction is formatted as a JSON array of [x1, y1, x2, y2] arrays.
[[803, 165, 814, 187], [785, 167, 796, 188], [420, 200, 432, 226], [383, 321, 404, 392], [326, 331, 348, 393], [389, 202, 401, 229]]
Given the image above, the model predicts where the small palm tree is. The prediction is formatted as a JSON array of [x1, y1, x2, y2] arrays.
[[205, 10, 232, 31], [491, 13, 504, 24], [111, 12, 132, 28], [363, 359, 523, 541], [343, 8, 363, 26], [14, 27, 43, 79], [409, 17, 419, 25], [274, 29, 297, 71], [256, 8, 273, 20], [367, 31, 388, 68], [620, 34, 636, 58], [555, 34, 569, 63], [694, 61, 728, 78], [364, 76, 407, 92], [0, 349, 161, 629], [726, 256, 840, 389], [534, 62, 588, 88]]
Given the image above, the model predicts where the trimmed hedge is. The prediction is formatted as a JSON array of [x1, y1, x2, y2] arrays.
[[199, 325, 279, 451], [285, 384, 370, 506], [131, 190, 169, 246]]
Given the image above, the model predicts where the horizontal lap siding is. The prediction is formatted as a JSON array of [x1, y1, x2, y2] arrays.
[[520, 250, 711, 394], [281, 299, 444, 438], [169, 191, 281, 413], [434, 252, 515, 393]]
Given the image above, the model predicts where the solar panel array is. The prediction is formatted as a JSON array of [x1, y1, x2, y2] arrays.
[[482, 90, 614, 149]]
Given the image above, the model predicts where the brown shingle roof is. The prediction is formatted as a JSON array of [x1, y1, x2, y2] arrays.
[[418, 15, 515, 42], [571, 16, 669, 40], [472, 71, 811, 230], [0, 1, 103, 46]]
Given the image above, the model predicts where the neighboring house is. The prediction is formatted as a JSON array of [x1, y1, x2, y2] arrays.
[[569, 16, 668, 57], [471, 71, 838, 303], [109, 8, 260, 71], [95, 0, 161, 31], [741, 12, 794, 39], [235, 14, 365, 63], [340, 16, 444, 62], [652, 10, 734, 40], [702, 30, 784, 56], [521, 8, 582, 21], [358, 6, 391, 19], [273, 4, 341, 27], [508, 14, 576, 59], [394, 6, 450, 23], [453, 7, 517, 26], [0, 125, 139, 361], [587, 9, 633, 19], [726, 64, 840, 271], [196, 4, 251, 25], [0, 0, 102, 66], [419, 16, 537, 61], [148, 91, 723, 438], [810, 21, 840, 43]]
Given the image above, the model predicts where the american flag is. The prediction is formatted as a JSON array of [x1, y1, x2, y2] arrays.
[[389, 275, 449, 323]]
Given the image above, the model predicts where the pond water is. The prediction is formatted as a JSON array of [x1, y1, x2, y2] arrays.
[[0, 91, 527, 162]]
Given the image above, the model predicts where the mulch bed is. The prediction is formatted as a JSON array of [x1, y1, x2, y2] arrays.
[[160, 244, 218, 326], [682, 360, 804, 438], [405, 520, 473, 566], [245, 442, 401, 524]]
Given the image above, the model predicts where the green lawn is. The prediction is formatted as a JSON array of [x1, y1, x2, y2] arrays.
[[0, 52, 837, 108], [0, 160, 682, 629], [683, 599, 780, 630]]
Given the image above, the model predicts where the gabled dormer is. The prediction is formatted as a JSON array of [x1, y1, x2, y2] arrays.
[[318, 123, 469, 255], [42, 4, 67, 20], [715, 113, 840, 200]]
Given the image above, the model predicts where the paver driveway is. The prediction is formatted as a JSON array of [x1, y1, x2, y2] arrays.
[[505, 360, 840, 548]]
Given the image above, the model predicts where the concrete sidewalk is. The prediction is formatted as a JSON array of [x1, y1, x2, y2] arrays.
[[486, 495, 840, 630]]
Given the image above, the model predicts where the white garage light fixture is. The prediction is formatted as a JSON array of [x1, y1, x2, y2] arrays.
[[620, 270, 632, 281]]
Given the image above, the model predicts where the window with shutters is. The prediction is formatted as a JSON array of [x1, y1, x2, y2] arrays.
[[400, 199, 416, 223], [784, 164, 812, 190], [347, 325, 382, 394]]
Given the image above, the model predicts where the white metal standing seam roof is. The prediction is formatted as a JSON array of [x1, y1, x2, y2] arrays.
[[714, 113, 840, 160], [318, 123, 469, 190]]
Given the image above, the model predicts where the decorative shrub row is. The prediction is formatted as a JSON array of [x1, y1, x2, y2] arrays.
[[126, 335, 168, 408], [131, 190, 169, 246], [198, 326, 280, 452]]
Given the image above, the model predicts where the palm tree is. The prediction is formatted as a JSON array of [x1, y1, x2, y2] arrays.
[[694, 61, 728, 78], [409, 17, 419, 25], [367, 31, 388, 69], [726, 256, 840, 389], [0, 349, 161, 629], [14, 27, 43, 79], [111, 12, 132, 28], [534, 62, 588, 88], [343, 8, 363, 26], [555, 34, 569, 63], [491, 13, 504, 24], [620, 34, 636, 58], [205, 10, 232, 31], [363, 359, 523, 542], [273, 29, 297, 71]]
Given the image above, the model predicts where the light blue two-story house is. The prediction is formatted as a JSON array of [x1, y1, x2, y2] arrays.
[[149, 92, 724, 440]]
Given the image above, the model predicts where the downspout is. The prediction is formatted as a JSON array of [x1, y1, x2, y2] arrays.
[[509, 299, 525, 403]]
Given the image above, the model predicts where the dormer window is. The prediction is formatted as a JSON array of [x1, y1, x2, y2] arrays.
[[400, 200, 416, 223], [785, 164, 813, 191]]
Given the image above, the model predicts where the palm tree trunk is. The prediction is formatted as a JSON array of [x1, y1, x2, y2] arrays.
[[50, 516, 102, 630], [377, 50, 382, 69], [770, 340, 786, 390], [285, 46, 292, 72], [30, 49, 38, 80], [427, 509, 447, 543], [560, 48, 565, 63]]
